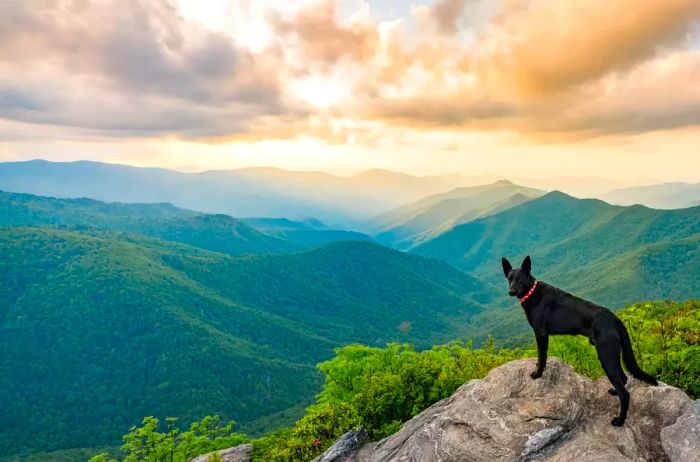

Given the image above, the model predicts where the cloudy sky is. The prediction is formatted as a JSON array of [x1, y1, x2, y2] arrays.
[[1, 0, 700, 184]]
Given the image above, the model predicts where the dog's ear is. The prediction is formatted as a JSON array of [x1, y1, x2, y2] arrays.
[[501, 258, 512, 277], [522, 255, 532, 274]]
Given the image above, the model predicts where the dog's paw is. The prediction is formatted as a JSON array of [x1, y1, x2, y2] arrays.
[[610, 416, 625, 427], [608, 388, 618, 396], [530, 370, 543, 379]]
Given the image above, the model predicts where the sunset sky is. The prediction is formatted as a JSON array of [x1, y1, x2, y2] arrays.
[[1, 0, 700, 184]]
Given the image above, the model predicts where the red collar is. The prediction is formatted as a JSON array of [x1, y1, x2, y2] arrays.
[[518, 280, 538, 303]]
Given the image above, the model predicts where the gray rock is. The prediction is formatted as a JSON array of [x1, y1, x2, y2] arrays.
[[312, 427, 368, 462], [519, 425, 568, 460], [189, 443, 252, 462], [661, 399, 700, 462], [345, 358, 692, 461]]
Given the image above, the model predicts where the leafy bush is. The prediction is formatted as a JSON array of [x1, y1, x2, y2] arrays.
[[88, 416, 247, 462], [550, 300, 699, 397], [250, 340, 532, 461]]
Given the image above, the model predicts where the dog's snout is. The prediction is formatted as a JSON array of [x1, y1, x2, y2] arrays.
[[508, 289, 516, 296]]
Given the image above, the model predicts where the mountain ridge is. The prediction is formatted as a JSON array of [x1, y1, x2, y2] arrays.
[[413, 190, 700, 311], [371, 181, 544, 249], [0, 190, 376, 255]]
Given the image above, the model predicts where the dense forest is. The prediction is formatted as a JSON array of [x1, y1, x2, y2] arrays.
[[0, 226, 489, 457], [87, 300, 698, 461]]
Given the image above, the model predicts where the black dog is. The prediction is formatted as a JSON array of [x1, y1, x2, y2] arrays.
[[501, 256, 658, 426]]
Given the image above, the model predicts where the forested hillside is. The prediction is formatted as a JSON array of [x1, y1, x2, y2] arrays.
[[0, 227, 488, 456], [414, 191, 700, 308]]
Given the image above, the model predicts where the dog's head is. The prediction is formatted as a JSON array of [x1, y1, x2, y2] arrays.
[[501, 256, 534, 298]]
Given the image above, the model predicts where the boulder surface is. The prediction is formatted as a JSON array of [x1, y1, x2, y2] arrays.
[[190, 443, 252, 462], [201, 358, 698, 461], [349, 358, 695, 461]]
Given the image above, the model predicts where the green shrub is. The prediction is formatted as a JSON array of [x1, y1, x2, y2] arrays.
[[88, 416, 247, 462]]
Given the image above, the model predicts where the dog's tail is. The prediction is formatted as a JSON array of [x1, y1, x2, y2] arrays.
[[617, 319, 658, 385]]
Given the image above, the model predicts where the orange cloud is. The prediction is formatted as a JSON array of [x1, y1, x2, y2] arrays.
[[473, 0, 700, 99], [268, 0, 378, 66], [336, 0, 700, 140]]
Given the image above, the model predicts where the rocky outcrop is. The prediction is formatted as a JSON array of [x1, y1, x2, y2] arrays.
[[190, 443, 252, 462], [340, 358, 696, 461], [661, 400, 700, 462], [203, 358, 698, 461], [312, 427, 368, 462]]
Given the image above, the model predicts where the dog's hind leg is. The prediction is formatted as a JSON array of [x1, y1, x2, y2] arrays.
[[596, 339, 629, 426], [608, 363, 628, 395]]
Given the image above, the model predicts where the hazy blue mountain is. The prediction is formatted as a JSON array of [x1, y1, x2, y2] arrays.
[[0, 160, 489, 226], [370, 181, 543, 249], [599, 182, 700, 209], [241, 216, 374, 248], [0, 191, 377, 255]]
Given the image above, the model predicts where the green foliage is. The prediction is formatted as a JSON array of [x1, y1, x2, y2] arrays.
[[250, 301, 698, 460], [0, 448, 114, 462], [0, 227, 486, 457], [617, 301, 699, 396], [547, 301, 699, 398], [88, 416, 247, 462], [250, 341, 532, 461]]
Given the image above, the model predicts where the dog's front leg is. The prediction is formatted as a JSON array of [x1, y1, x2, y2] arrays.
[[531, 333, 549, 379]]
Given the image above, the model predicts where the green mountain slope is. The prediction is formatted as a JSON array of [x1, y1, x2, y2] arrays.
[[0, 191, 372, 256], [413, 191, 700, 308], [371, 181, 543, 249], [0, 227, 488, 456]]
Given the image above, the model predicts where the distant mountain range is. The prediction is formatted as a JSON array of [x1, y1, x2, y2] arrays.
[[370, 181, 544, 249], [0, 160, 490, 227], [240, 217, 373, 249], [599, 182, 700, 209], [0, 159, 650, 228], [0, 191, 374, 255]]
